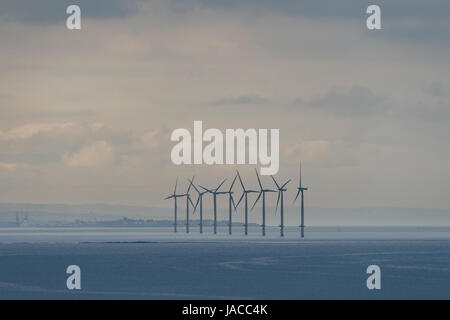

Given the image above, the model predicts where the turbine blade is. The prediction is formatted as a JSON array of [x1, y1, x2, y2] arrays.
[[231, 195, 237, 212], [187, 176, 195, 193], [229, 174, 237, 192], [293, 189, 301, 203], [237, 171, 246, 191], [236, 193, 245, 208], [174, 177, 178, 194], [189, 196, 195, 209], [193, 196, 200, 213], [255, 168, 263, 189], [215, 179, 226, 192], [281, 179, 291, 189], [164, 195, 174, 200], [189, 180, 200, 194], [275, 191, 280, 214], [199, 185, 213, 193], [251, 191, 262, 210], [271, 175, 280, 189], [299, 161, 302, 188]]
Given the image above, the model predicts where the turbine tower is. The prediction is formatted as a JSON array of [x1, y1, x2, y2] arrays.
[[200, 179, 226, 234], [215, 174, 238, 235], [181, 176, 196, 233], [251, 169, 276, 236], [271, 175, 291, 237], [164, 178, 184, 233], [293, 162, 309, 238], [190, 180, 207, 234], [235, 171, 258, 235]]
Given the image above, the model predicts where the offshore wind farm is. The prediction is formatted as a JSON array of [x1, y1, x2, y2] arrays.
[[164, 164, 309, 238]]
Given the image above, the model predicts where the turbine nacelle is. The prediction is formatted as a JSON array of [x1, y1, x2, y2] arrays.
[[164, 177, 185, 200], [251, 169, 277, 210], [199, 179, 226, 195], [271, 175, 291, 214]]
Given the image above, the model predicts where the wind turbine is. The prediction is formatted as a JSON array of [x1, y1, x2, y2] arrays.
[[251, 169, 276, 236], [235, 171, 258, 235], [164, 177, 184, 233], [180, 176, 196, 233], [190, 180, 207, 234], [271, 175, 291, 237], [293, 162, 309, 238], [200, 179, 226, 234], [215, 174, 238, 235]]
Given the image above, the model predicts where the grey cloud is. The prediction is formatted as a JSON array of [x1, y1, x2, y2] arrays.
[[384, 19, 450, 46], [2, 0, 450, 45], [211, 95, 271, 107], [0, 122, 134, 166], [4, 0, 449, 25], [400, 100, 450, 122], [190, 0, 450, 21], [179, 0, 450, 45], [404, 82, 450, 121], [15, 110, 97, 120], [296, 85, 388, 117], [424, 82, 449, 98], [0, 0, 139, 25], [296, 84, 450, 122]]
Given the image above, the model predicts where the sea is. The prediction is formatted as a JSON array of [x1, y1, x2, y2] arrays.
[[0, 226, 449, 299]]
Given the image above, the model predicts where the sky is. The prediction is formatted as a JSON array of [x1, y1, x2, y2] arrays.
[[0, 0, 449, 213]]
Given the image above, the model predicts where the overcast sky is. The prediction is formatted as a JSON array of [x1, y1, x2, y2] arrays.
[[0, 0, 449, 213]]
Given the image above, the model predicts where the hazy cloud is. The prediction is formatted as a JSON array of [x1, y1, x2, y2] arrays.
[[0, 162, 17, 171], [211, 95, 271, 107], [0, 0, 139, 25], [2, 0, 450, 45], [425, 82, 449, 97], [170, 0, 450, 45], [288, 140, 330, 164], [0, 122, 73, 141], [176, 0, 450, 20], [62, 140, 114, 168], [139, 130, 161, 148], [402, 100, 450, 122], [296, 86, 388, 117]]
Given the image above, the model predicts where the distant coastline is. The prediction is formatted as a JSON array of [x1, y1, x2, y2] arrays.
[[0, 203, 449, 227]]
